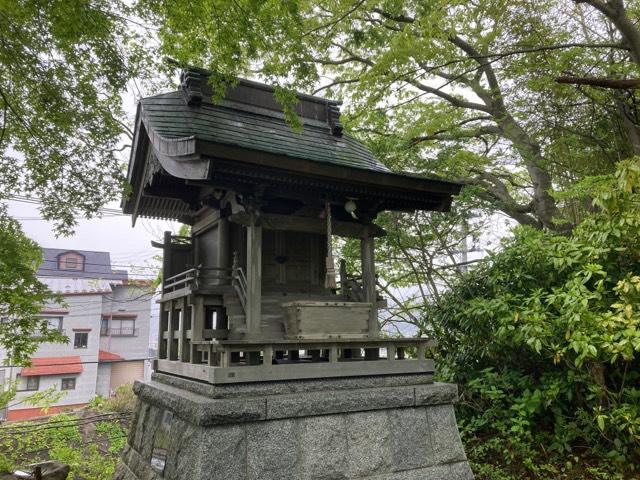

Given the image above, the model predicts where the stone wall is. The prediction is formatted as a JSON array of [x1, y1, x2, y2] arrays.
[[114, 373, 473, 480]]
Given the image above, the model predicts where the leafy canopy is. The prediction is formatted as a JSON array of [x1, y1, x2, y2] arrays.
[[0, 0, 150, 234]]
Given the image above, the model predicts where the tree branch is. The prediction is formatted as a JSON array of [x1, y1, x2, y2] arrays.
[[411, 125, 500, 145], [406, 79, 492, 113], [555, 75, 640, 89]]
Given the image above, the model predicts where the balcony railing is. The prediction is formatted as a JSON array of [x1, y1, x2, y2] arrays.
[[105, 328, 139, 337]]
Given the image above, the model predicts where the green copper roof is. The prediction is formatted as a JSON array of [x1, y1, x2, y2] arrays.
[[139, 91, 390, 173]]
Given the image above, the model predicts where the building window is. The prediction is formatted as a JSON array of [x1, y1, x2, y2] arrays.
[[57, 252, 84, 271], [16, 375, 39, 391], [100, 317, 109, 336], [43, 316, 63, 332], [61, 378, 76, 390], [74, 332, 88, 349], [111, 319, 137, 336]]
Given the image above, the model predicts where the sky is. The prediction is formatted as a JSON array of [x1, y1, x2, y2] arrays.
[[8, 198, 177, 277]]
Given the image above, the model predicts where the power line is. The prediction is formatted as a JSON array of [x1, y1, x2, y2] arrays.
[[0, 412, 131, 432], [1, 357, 156, 370], [37, 260, 161, 269], [7, 195, 127, 216]]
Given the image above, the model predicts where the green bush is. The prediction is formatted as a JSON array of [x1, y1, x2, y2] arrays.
[[0, 412, 128, 479], [93, 384, 136, 414], [429, 160, 640, 478]]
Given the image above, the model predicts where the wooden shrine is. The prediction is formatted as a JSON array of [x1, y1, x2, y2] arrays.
[[123, 68, 462, 384]]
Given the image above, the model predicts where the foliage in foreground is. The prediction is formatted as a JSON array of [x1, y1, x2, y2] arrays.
[[0, 206, 64, 365], [0, 387, 134, 479], [430, 161, 640, 478], [89, 383, 137, 414], [0, 412, 127, 479]]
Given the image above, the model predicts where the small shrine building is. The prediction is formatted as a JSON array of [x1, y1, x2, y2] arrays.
[[123, 68, 462, 384]]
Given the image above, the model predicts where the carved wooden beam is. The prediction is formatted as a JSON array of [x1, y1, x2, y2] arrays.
[[228, 212, 386, 238]]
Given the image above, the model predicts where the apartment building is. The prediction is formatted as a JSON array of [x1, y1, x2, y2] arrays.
[[0, 248, 152, 421]]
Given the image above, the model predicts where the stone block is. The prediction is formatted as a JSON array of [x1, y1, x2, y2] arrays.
[[135, 380, 266, 426], [357, 461, 473, 480], [266, 386, 414, 421], [247, 419, 298, 479], [199, 397, 266, 426], [163, 418, 201, 479], [151, 371, 434, 399], [196, 424, 246, 480], [138, 405, 164, 462], [346, 411, 391, 477], [387, 408, 432, 471], [426, 405, 467, 464], [120, 378, 473, 480], [414, 382, 458, 407], [297, 415, 348, 479]]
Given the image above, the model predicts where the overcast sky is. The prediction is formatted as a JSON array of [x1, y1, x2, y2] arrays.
[[8, 198, 179, 279]]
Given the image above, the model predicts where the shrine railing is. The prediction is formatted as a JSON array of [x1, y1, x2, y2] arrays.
[[162, 266, 232, 296], [231, 268, 248, 314], [157, 337, 437, 384], [163, 268, 198, 294]]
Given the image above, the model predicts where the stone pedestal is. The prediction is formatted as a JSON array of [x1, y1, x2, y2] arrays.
[[114, 373, 473, 480]]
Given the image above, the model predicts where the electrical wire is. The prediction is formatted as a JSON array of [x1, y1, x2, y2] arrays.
[[1, 357, 156, 370], [0, 412, 131, 433]]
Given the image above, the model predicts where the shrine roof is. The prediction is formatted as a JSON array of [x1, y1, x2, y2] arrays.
[[123, 70, 462, 222], [138, 90, 390, 173]]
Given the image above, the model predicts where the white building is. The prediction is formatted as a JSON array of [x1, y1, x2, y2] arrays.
[[0, 248, 152, 421]]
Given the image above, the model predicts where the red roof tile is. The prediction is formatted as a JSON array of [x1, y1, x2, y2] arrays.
[[98, 350, 124, 362], [21, 356, 83, 377]]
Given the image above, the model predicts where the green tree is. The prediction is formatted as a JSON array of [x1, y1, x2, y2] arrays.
[[0, 1, 154, 362], [140, 0, 640, 231], [430, 160, 640, 474], [0, 207, 64, 365], [0, 0, 150, 233]]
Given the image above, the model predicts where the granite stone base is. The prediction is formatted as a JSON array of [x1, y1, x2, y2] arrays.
[[114, 373, 473, 480]]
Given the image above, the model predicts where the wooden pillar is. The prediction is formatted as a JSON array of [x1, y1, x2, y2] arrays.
[[159, 304, 169, 360], [360, 230, 378, 336], [166, 301, 175, 361], [246, 213, 262, 336], [177, 297, 187, 362], [162, 231, 172, 289], [217, 217, 231, 284], [190, 297, 204, 363]]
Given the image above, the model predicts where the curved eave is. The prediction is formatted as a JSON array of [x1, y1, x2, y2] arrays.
[[123, 109, 463, 223]]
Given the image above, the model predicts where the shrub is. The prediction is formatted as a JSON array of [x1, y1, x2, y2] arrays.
[[428, 160, 640, 477], [94, 384, 136, 414]]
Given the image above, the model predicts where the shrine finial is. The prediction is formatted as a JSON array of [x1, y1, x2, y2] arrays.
[[180, 68, 205, 106], [328, 103, 343, 137]]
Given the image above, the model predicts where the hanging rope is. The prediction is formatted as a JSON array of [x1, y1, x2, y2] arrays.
[[324, 199, 337, 289]]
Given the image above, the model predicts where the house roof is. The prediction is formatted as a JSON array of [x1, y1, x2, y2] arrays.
[[21, 356, 83, 376], [39, 277, 122, 295], [98, 350, 124, 362], [37, 248, 128, 280]]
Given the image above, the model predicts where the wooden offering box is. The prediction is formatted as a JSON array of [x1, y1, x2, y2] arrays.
[[282, 301, 371, 339]]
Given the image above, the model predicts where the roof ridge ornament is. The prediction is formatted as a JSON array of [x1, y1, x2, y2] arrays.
[[328, 103, 343, 137], [180, 69, 204, 106]]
